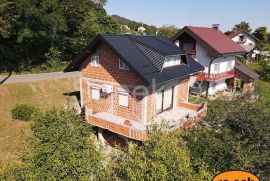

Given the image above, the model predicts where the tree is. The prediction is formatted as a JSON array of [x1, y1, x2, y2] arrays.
[[0, 0, 119, 72], [253, 27, 270, 51], [1, 108, 111, 180], [157, 25, 179, 38], [114, 131, 212, 181], [184, 95, 270, 181], [233, 21, 252, 33], [254, 27, 268, 42]]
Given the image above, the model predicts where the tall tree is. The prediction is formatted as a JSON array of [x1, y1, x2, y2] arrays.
[[233, 21, 252, 33], [253, 27, 270, 51]]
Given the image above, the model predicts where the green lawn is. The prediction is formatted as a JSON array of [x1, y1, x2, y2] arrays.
[[255, 79, 270, 102], [0, 77, 79, 169], [188, 95, 206, 104]]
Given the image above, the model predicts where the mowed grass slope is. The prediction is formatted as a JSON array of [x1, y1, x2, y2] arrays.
[[0, 77, 79, 169]]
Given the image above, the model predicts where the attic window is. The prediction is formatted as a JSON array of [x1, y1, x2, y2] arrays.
[[163, 55, 187, 68], [119, 59, 129, 70]]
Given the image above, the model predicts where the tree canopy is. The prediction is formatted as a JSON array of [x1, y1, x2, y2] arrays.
[[157, 25, 179, 38], [0, 0, 119, 72]]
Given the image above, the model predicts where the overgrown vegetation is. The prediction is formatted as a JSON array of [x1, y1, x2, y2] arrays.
[[11, 104, 38, 121], [1, 108, 111, 180], [247, 58, 270, 81], [184, 90, 270, 181]]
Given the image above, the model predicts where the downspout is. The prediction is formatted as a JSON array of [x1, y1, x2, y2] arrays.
[[205, 56, 220, 98]]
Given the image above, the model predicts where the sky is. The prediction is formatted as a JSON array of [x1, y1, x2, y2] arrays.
[[104, 0, 270, 32]]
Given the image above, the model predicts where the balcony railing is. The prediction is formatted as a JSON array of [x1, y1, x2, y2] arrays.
[[196, 69, 235, 82]]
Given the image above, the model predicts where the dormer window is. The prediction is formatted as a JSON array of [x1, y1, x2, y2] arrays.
[[163, 55, 187, 68], [239, 35, 245, 42]]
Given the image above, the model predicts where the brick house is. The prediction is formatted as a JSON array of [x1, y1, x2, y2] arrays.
[[65, 34, 207, 142], [172, 25, 259, 97]]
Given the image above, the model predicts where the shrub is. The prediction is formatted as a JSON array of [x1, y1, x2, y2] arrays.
[[11, 104, 38, 121]]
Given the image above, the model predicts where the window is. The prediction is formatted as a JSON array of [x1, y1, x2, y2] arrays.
[[213, 63, 219, 73], [239, 35, 245, 42], [90, 54, 100, 66], [227, 61, 232, 71], [91, 87, 100, 100], [163, 55, 181, 68], [119, 92, 128, 107], [119, 59, 129, 70]]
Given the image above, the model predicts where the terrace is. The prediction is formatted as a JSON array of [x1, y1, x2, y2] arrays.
[[85, 102, 207, 141]]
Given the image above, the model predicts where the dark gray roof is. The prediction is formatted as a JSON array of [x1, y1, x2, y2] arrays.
[[64, 34, 204, 85], [235, 60, 259, 80]]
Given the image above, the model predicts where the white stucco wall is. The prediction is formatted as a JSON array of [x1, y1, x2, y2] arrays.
[[195, 42, 235, 74], [194, 42, 236, 94], [231, 33, 256, 46], [208, 80, 227, 95]]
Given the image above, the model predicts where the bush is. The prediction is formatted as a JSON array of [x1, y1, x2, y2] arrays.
[[11, 104, 38, 121]]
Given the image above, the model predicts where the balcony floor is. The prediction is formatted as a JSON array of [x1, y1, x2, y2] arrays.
[[155, 106, 197, 129], [91, 112, 145, 131]]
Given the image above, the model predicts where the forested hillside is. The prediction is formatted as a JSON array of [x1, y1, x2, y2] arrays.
[[0, 0, 119, 72]]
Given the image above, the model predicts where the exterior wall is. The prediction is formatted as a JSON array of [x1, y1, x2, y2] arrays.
[[195, 42, 236, 74], [177, 78, 189, 103], [146, 77, 190, 121], [208, 79, 227, 95], [231, 33, 256, 46], [80, 42, 145, 123]]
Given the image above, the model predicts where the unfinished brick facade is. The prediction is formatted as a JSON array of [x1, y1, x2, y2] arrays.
[[81, 42, 144, 122], [78, 41, 195, 141]]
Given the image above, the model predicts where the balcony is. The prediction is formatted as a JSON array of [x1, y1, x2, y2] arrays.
[[196, 69, 235, 82], [85, 101, 207, 141]]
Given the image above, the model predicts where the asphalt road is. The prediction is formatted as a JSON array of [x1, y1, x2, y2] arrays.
[[0, 71, 79, 84]]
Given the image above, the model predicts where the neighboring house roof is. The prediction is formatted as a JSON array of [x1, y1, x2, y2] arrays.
[[228, 30, 259, 41], [64, 34, 204, 85], [171, 26, 246, 56], [239, 44, 255, 52], [235, 60, 259, 81]]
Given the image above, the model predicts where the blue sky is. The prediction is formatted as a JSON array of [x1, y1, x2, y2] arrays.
[[105, 0, 270, 32]]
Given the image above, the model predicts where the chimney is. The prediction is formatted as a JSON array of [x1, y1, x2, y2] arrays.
[[212, 24, 219, 29]]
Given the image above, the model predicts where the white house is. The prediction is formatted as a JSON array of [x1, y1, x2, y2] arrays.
[[172, 25, 258, 97], [137, 25, 146, 33], [229, 30, 260, 60]]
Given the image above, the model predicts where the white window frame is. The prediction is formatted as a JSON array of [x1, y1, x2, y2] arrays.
[[119, 59, 129, 70], [213, 63, 220, 74], [91, 87, 100, 100], [163, 55, 181, 68], [90, 54, 100, 66], [119, 92, 129, 107]]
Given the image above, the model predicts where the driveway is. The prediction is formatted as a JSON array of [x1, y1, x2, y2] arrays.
[[0, 71, 79, 84]]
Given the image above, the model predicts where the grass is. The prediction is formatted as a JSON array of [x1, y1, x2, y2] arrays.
[[0, 77, 79, 169], [255, 79, 270, 102], [188, 95, 206, 104]]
